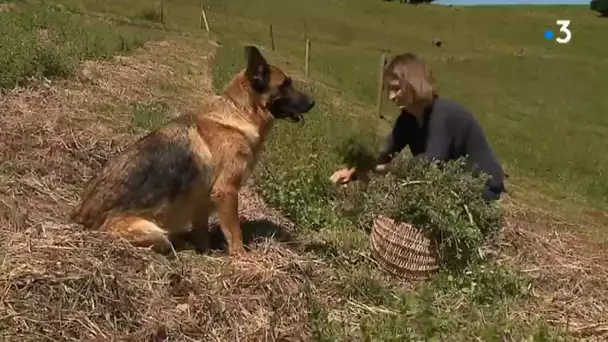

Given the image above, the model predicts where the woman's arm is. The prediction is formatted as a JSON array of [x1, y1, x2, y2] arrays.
[[376, 114, 410, 165]]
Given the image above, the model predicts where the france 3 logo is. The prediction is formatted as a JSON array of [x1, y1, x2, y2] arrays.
[[544, 20, 572, 44]]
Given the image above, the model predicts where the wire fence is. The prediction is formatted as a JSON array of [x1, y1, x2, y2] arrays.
[[148, 0, 393, 116]]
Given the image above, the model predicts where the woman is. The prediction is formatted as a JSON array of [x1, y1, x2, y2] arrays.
[[330, 53, 506, 201]]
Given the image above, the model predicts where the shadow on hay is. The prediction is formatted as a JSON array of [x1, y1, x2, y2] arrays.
[[170, 219, 296, 253]]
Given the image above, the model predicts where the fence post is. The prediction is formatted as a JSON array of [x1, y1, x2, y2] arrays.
[[160, 0, 164, 24], [376, 54, 387, 117], [269, 25, 275, 51], [199, 1, 210, 32], [305, 39, 311, 77]]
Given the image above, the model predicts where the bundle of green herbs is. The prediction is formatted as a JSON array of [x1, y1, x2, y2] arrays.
[[334, 138, 504, 269]]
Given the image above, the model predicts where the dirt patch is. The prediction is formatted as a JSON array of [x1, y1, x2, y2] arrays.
[[0, 37, 315, 340], [500, 202, 608, 339]]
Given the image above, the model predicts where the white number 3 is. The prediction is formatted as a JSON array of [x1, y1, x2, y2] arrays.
[[556, 20, 572, 44]]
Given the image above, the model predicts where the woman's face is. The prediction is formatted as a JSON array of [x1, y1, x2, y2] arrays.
[[386, 77, 415, 109], [386, 79, 404, 107]]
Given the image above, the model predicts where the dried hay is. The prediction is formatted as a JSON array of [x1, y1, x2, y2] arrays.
[[499, 202, 608, 339], [1, 226, 314, 341], [0, 38, 315, 341]]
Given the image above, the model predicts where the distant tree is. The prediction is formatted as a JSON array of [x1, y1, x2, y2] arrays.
[[590, 0, 608, 17]]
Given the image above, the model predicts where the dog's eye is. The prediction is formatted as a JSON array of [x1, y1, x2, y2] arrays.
[[280, 78, 292, 90]]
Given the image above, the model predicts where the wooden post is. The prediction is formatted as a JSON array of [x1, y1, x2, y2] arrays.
[[159, 0, 164, 24], [199, 1, 210, 32], [305, 39, 311, 77], [376, 54, 387, 116], [269, 25, 275, 51]]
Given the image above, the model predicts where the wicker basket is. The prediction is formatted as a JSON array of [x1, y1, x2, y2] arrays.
[[370, 215, 440, 280]]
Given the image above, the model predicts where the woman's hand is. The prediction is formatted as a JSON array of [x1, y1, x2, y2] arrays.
[[330, 164, 389, 185], [330, 168, 356, 185]]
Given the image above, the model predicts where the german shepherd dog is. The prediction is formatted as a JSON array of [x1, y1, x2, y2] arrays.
[[71, 46, 315, 256]]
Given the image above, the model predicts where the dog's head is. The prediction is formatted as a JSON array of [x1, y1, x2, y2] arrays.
[[244, 45, 315, 122]]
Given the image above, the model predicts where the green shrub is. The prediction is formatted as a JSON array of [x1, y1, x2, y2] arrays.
[[130, 101, 171, 132], [590, 0, 608, 16], [334, 139, 504, 270]]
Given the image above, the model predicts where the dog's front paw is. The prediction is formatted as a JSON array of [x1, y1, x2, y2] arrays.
[[228, 243, 246, 256]]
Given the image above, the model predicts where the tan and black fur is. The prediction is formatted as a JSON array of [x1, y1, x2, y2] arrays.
[[71, 46, 315, 256]]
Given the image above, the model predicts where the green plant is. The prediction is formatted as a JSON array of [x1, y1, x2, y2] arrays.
[[334, 139, 504, 270], [335, 137, 379, 175], [590, 0, 608, 16], [130, 102, 171, 131]]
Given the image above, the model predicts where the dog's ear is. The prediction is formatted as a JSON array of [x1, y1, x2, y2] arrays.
[[244, 45, 270, 93]]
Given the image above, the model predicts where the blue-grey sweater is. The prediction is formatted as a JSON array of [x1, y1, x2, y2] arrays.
[[377, 97, 505, 191]]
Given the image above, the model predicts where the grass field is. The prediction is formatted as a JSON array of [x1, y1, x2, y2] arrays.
[[209, 0, 608, 216], [1, 0, 607, 340], [53, 0, 608, 218]]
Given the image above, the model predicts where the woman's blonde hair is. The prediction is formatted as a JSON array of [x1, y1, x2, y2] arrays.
[[382, 53, 437, 107]]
